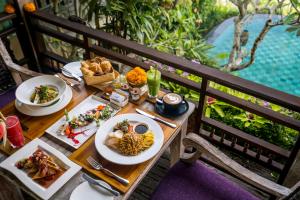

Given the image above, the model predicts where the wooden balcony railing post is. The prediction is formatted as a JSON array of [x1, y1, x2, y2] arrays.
[[83, 36, 90, 60], [195, 78, 209, 133], [278, 135, 300, 184], [12, 0, 40, 71], [25, 14, 44, 71]]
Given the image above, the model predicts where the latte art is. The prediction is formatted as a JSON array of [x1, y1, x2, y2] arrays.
[[163, 93, 182, 105]]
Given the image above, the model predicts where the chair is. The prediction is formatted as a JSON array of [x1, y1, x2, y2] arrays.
[[151, 133, 300, 200], [0, 38, 40, 108]]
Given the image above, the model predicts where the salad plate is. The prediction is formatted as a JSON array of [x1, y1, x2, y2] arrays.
[[62, 62, 82, 78], [0, 138, 81, 200], [15, 85, 73, 116], [46, 95, 120, 149], [95, 113, 164, 165]]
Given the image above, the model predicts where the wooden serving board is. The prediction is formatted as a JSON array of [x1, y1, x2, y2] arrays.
[[0, 85, 96, 140], [69, 102, 179, 193], [0, 137, 31, 156]]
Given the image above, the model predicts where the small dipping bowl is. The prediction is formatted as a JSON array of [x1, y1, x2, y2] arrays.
[[134, 123, 149, 134]]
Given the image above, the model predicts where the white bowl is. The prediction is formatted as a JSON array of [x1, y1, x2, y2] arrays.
[[15, 75, 66, 107]]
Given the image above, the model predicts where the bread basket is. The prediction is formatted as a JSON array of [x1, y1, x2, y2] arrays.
[[81, 58, 116, 85]]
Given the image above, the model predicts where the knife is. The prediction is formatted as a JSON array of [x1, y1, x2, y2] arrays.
[[82, 173, 120, 196], [136, 109, 177, 128], [61, 68, 82, 82]]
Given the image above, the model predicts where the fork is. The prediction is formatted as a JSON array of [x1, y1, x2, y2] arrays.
[[55, 74, 76, 87], [87, 156, 129, 185]]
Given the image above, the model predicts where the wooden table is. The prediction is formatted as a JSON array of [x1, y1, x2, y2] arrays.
[[0, 83, 195, 200]]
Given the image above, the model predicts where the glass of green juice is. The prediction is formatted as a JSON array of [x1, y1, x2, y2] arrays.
[[147, 66, 161, 98]]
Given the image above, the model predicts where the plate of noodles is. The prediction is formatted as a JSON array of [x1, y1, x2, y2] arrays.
[[94, 113, 164, 165]]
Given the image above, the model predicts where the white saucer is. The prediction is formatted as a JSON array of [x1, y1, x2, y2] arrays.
[[15, 85, 73, 116], [62, 62, 82, 78], [70, 181, 114, 200]]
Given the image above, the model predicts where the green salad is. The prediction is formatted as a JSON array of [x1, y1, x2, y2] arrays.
[[30, 85, 59, 104]]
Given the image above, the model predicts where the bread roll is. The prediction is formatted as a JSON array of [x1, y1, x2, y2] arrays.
[[100, 60, 112, 73], [94, 57, 107, 63], [81, 67, 94, 76], [81, 61, 90, 69]]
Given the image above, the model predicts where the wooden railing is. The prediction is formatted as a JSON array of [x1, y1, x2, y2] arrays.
[[27, 9, 300, 185]]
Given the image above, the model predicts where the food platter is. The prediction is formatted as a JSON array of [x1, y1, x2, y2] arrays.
[[15, 85, 73, 117], [46, 95, 120, 149], [0, 138, 81, 200], [95, 113, 164, 165]]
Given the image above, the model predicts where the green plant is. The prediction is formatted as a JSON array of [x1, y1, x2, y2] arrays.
[[233, 112, 272, 128], [208, 103, 298, 149], [205, 97, 226, 118], [199, 4, 238, 34]]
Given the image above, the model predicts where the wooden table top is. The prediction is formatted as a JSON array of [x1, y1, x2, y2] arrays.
[[0, 83, 195, 200]]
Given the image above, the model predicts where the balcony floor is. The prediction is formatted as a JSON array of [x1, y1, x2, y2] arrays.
[[129, 151, 270, 200]]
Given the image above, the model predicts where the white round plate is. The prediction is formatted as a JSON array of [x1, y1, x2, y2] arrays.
[[15, 75, 66, 107], [15, 85, 72, 116], [62, 62, 82, 78], [69, 181, 113, 200], [95, 113, 164, 165]]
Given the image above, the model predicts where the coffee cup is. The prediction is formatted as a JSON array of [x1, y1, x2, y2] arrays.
[[161, 93, 185, 112]]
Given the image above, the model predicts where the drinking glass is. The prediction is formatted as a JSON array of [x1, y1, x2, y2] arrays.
[[6, 115, 24, 148], [147, 67, 161, 98]]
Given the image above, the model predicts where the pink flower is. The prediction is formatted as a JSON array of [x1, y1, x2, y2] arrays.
[[207, 97, 216, 105]]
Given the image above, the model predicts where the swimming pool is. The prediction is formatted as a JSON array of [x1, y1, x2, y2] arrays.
[[208, 14, 300, 97]]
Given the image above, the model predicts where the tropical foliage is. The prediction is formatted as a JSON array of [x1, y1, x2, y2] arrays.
[[78, 0, 217, 65]]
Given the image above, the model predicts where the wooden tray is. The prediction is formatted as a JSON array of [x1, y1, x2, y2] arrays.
[[100, 90, 148, 106], [0, 137, 31, 156], [69, 103, 179, 193], [146, 90, 166, 104]]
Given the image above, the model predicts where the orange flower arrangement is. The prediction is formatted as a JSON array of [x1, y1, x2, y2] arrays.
[[126, 67, 147, 87], [4, 4, 15, 14], [23, 2, 36, 12]]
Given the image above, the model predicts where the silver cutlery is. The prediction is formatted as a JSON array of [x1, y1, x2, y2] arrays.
[[82, 173, 120, 196], [136, 108, 177, 128], [87, 156, 129, 185], [61, 68, 82, 82], [54, 74, 76, 87]]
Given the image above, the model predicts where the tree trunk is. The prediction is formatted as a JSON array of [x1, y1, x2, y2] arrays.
[[226, 1, 249, 69], [225, 19, 272, 71], [227, 16, 243, 66]]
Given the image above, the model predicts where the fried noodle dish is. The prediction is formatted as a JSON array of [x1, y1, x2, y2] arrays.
[[105, 120, 154, 156]]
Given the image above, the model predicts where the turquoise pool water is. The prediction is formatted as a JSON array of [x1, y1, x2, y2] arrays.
[[208, 15, 300, 96]]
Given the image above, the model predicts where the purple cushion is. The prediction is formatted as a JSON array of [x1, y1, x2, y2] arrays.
[[0, 88, 16, 109], [151, 161, 259, 200]]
